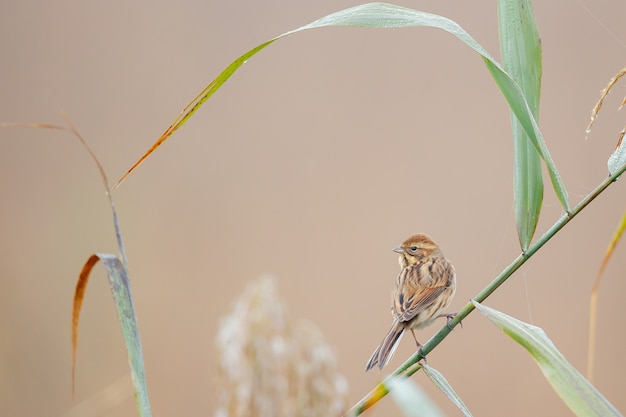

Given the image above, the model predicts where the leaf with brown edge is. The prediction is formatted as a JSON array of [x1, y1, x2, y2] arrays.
[[71, 252, 151, 417], [2, 114, 155, 417], [63, 114, 152, 416], [116, 2, 570, 214], [72, 254, 129, 394], [2, 116, 150, 413], [115, 38, 277, 187]]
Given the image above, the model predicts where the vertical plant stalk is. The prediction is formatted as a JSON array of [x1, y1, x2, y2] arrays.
[[587, 210, 626, 382], [346, 164, 626, 417], [499, 0, 545, 250]]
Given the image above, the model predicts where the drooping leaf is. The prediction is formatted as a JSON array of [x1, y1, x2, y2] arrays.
[[117, 1, 570, 213], [72, 254, 151, 417], [498, 0, 544, 250], [59, 116, 152, 417], [472, 300, 621, 417], [422, 363, 473, 417], [0, 119, 150, 415], [385, 376, 445, 417]]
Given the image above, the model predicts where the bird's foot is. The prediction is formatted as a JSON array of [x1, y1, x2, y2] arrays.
[[438, 312, 461, 330]]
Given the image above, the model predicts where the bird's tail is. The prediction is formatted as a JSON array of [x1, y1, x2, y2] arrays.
[[365, 322, 405, 371]]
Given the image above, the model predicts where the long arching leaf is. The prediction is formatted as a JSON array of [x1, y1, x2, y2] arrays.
[[116, 2, 569, 214]]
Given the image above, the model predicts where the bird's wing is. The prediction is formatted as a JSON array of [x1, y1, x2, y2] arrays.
[[393, 258, 451, 323]]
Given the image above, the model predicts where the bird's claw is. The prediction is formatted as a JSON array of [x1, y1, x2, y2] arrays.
[[441, 312, 461, 330]]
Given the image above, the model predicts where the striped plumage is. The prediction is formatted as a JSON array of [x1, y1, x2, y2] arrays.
[[366, 234, 456, 371]]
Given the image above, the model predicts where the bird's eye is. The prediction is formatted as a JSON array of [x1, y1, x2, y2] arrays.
[[410, 245, 418, 252]]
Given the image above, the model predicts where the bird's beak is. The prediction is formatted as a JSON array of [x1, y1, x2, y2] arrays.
[[392, 246, 404, 253]]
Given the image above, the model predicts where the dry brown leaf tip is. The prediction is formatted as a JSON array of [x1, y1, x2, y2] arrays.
[[586, 65, 626, 138]]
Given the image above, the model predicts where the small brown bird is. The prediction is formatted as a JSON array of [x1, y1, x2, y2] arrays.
[[366, 233, 457, 371]]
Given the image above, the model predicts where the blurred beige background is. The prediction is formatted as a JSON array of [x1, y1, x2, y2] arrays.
[[1, 1, 625, 416]]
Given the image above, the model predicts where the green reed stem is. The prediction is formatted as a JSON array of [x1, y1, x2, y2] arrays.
[[346, 164, 626, 416]]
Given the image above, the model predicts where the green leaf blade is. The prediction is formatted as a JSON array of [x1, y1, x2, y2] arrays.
[[472, 300, 621, 417], [483, 60, 568, 216], [72, 253, 152, 417], [498, 0, 544, 250], [98, 254, 152, 417], [422, 364, 473, 417]]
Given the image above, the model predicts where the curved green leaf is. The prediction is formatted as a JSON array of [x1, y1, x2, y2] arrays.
[[472, 300, 620, 417], [118, 2, 569, 214]]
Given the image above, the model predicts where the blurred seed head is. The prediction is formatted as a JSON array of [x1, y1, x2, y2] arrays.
[[214, 276, 348, 417]]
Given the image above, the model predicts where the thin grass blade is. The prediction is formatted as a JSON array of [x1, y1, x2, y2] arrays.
[[422, 363, 473, 417], [588, 210, 626, 381]]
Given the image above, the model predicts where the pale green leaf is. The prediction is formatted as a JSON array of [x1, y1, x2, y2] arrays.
[[73, 254, 151, 417], [423, 364, 473, 417], [472, 300, 621, 417], [498, 0, 544, 250], [608, 132, 626, 175]]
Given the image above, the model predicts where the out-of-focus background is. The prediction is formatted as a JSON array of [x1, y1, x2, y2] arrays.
[[1, 1, 625, 416]]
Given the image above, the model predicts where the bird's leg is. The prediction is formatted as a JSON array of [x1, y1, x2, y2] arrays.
[[437, 312, 461, 330], [409, 329, 422, 348], [410, 329, 428, 364]]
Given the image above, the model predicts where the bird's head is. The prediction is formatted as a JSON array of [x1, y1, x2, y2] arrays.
[[393, 233, 441, 267]]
